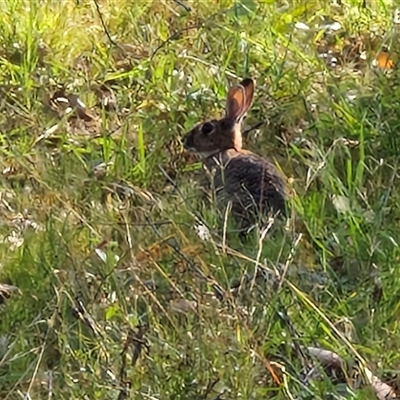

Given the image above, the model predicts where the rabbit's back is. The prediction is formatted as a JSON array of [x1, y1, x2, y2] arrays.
[[203, 150, 287, 226]]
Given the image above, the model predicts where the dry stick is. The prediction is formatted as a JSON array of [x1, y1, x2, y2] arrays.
[[306, 346, 396, 400], [92, 0, 123, 51]]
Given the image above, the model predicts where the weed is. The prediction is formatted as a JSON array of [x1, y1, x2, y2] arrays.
[[0, 0, 399, 399]]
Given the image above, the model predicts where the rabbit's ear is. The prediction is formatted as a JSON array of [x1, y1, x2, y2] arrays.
[[226, 78, 254, 121], [240, 78, 254, 113]]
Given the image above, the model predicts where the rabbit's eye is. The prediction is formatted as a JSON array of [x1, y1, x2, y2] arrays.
[[201, 122, 214, 135]]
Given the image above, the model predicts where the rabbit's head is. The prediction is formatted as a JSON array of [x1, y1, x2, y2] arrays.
[[182, 78, 254, 158]]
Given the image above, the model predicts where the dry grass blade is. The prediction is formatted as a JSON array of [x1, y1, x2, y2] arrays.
[[1, 1, 399, 398]]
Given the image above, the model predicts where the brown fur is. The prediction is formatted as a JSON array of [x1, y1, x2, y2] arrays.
[[182, 78, 287, 231]]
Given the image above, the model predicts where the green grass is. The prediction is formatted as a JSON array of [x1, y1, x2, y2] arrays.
[[1, 0, 400, 398]]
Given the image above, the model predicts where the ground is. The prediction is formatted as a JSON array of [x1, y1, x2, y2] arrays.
[[0, 0, 400, 399]]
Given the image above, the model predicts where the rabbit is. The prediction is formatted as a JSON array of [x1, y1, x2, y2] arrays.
[[182, 77, 288, 233]]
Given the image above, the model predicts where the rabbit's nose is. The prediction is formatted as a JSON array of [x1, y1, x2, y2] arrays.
[[182, 134, 193, 150]]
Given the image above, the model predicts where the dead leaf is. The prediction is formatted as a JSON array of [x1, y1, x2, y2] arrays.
[[372, 50, 395, 71], [0, 283, 20, 304], [331, 194, 351, 214], [92, 84, 117, 112]]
